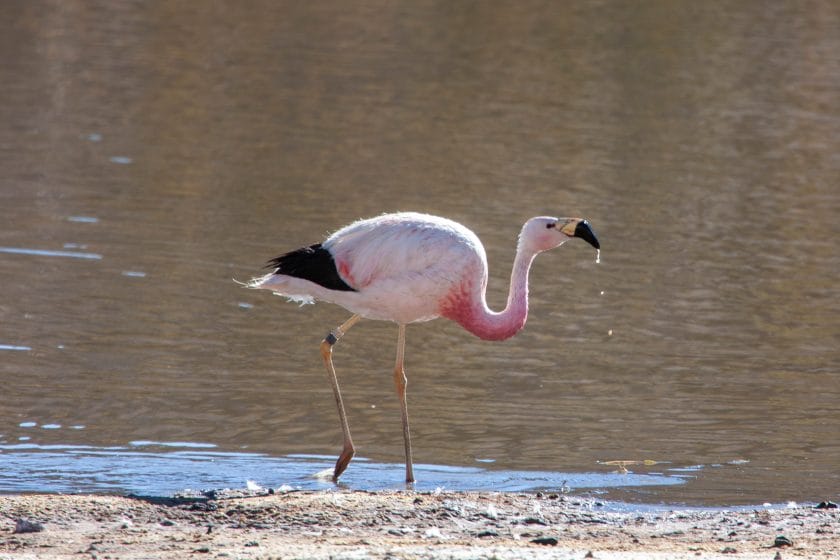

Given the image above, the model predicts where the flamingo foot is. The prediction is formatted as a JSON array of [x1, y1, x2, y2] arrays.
[[333, 443, 355, 481]]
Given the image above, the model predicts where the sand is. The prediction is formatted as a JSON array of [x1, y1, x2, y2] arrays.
[[1, 489, 837, 559]]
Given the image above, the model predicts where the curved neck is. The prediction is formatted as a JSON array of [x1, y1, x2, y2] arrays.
[[449, 244, 537, 341]]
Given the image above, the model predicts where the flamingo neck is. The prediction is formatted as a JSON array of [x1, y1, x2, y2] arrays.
[[444, 245, 537, 341]]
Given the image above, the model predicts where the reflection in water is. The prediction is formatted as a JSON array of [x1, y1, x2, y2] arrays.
[[0, 1, 838, 505]]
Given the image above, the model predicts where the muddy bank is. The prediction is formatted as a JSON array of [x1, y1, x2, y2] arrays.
[[1, 490, 837, 559]]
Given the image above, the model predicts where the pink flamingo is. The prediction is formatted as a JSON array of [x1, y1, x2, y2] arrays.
[[248, 212, 599, 483]]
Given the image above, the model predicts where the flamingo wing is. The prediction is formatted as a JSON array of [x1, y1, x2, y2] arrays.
[[266, 244, 355, 292], [324, 213, 486, 292]]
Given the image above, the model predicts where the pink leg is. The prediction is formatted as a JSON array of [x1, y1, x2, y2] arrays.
[[320, 314, 362, 481], [394, 324, 415, 483]]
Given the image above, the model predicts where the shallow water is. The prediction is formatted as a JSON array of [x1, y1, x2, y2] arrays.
[[1, 1, 838, 505], [0, 442, 686, 499]]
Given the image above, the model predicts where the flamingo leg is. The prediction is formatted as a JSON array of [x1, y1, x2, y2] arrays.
[[394, 324, 415, 483], [320, 314, 362, 481]]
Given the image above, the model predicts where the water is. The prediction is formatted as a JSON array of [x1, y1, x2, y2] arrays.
[[1, 1, 838, 506], [0, 442, 687, 498]]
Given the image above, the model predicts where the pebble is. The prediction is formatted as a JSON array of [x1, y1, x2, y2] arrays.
[[773, 535, 793, 548], [476, 530, 498, 538], [14, 519, 44, 534]]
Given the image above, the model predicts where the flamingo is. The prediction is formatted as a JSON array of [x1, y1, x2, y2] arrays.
[[247, 211, 599, 483]]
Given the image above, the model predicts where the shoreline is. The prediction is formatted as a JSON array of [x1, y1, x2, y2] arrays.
[[1, 490, 837, 559]]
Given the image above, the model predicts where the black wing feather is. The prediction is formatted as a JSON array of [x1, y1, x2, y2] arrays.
[[266, 243, 356, 292]]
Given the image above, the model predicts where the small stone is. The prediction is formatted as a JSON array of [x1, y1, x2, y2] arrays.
[[774, 551, 783, 560], [531, 536, 559, 546], [584, 551, 595, 558], [816, 501, 837, 509], [721, 546, 737, 554], [14, 519, 44, 534], [476, 530, 498, 538], [773, 535, 793, 548]]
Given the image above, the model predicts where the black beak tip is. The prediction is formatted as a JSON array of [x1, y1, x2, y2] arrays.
[[574, 220, 600, 250]]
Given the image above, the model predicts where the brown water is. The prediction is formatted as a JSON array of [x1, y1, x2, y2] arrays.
[[1, 1, 838, 505]]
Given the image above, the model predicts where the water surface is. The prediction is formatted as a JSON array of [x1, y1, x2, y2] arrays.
[[1, 1, 838, 505]]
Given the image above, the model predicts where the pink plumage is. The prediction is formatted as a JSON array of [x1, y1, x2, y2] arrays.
[[248, 211, 599, 483]]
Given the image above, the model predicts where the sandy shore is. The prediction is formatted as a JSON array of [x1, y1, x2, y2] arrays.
[[1, 490, 837, 559]]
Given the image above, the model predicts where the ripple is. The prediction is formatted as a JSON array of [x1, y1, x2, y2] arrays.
[[0, 247, 102, 260]]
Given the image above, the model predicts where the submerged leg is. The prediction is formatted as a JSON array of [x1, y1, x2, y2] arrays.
[[393, 324, 415, 483], [320, 314, 362, 481]]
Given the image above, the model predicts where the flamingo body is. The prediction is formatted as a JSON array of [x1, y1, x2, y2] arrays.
[[252, 212, 487, 325], [248, 211, 599, 482]]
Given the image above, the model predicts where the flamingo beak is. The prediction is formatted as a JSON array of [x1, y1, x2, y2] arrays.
[[560, 219, 600, 249]]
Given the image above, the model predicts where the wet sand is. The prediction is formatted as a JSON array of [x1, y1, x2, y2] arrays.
[[1, 490, 837, 559]]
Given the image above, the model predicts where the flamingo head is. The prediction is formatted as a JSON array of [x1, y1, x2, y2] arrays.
[[520, 217, 600, 253]]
